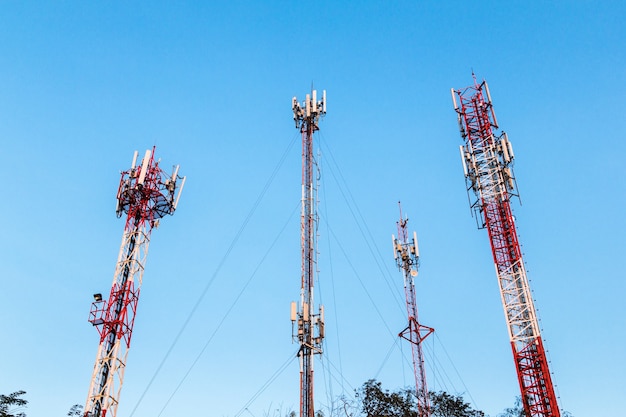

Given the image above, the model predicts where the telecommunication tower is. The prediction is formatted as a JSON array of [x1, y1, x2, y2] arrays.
[[290, 89, 326, 417], [85, 147, 185, 417], [392, 204, 434, 417], [451, 76, 560, 417]]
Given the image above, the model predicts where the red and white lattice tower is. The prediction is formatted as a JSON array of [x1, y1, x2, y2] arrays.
[[392, 203, 434, 417], [290, 89, 326, 417], [84, 147, 185, 417], [451, 76, 560, 417]]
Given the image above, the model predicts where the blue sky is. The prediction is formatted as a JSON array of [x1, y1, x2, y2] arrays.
[[0, 1, 624, 416]]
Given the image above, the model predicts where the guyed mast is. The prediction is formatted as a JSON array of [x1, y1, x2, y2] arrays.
[[290, 89, 326, 417], [392, 203, 434, 417]]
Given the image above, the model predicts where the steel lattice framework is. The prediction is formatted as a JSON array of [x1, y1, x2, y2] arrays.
[[392, 205, 434, 417], [451, 77, 560, 417], [291, 89, 326, 417], [85, 147, 185, 417]]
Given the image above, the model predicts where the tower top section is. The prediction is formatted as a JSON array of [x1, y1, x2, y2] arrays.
[[292, 89, 326, 129], [115, 146, 186, 231], [392, 202, 420, 277], [451, 78, 519, 226]]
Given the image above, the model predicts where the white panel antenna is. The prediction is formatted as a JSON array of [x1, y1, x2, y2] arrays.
[[460, 145, 469, 177], [451, 88, 458, 110], [501, 137, 511, 162], [131, 151, 138, 170], [137, 150, 151, 185], [484, 81, 493, 104], [505, 134, 514, 159], [290, 301, 297, 321], [173, 176, 186, 210], [305, 94, 311, 117], [413, 231, 419, 258]]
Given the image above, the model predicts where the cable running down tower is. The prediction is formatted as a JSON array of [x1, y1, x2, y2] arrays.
[[85, 147, 185, 417], [451, 76, 560, 417], [392, 203, 434, 417], [290, 89, 326, 417]]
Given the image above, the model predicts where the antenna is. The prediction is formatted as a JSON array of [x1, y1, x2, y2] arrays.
[[450, 88, 458, 110], [137, 149, 151, 185], [131, 151, 138, 170], [459, 145, 469, 177], [173, 176, 186, 211]]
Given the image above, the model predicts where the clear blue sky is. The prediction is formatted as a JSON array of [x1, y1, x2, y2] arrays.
[[0, 1, 624, 416]]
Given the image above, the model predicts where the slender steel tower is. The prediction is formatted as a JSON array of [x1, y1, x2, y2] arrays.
[[290, 89, 326, 417], [451, 76, 560, 417], [85, 147, 185, 417], [392, 204, 434, 417]]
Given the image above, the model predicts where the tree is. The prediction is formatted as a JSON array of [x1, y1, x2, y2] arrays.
[[67, 404, 83, 417], [430, 391, 484, 417], [0, 391, 27, 417], [497, 396, 573, 417], [498, 396, 526, 417], [357, 379, 416, 417], [355, 380, 484, 417]]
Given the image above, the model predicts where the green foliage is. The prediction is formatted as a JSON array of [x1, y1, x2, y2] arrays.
[[356, 380, 417, 417], [67, 404, 83, 416], [497, 396, 573, 417], [355, 380, 484, 417], [430, 391, 484, 417], [497, 396, 526, 417], [0, 391, 28, 417]]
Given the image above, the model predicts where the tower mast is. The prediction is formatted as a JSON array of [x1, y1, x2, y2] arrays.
[[392, 203, 434, 417], [291, 89, 326, 417], [451, 76, 560, 417], [85, 147, 185, 417]]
